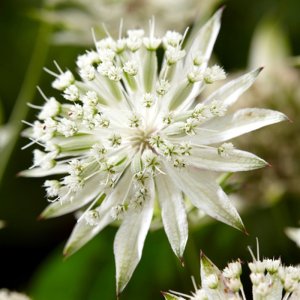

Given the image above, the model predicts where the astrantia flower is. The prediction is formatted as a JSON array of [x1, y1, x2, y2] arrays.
[[164, 247, 300, 300], [21, 9, 286, 293]]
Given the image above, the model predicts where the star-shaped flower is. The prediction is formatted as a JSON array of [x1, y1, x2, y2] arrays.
[[21, 9, 286, 294]]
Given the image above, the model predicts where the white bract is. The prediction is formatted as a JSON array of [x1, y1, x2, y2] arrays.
[[21, 9, 286, 294], [164, 247, 300, 300]]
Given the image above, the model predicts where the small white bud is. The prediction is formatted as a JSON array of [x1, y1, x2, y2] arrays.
[[44, 180, 61, 198], [63, 84, 80, 101], [98, 48, 116, 62], [263, 258, 281, 274], [193, 52, 206, 66], [163, 31, 183, 48], [143, 93, 155, 108], [79, 65, 96, 81], [123, 61, 138, 76], [38, 97, 61, 120], [250, 273, 264, 285], [52, 70, 74, 91], [85, 210, 100, 226], [223, 261, 242, 279], [165, 47, 186, 65], [187, 69, 203, 83], [218, 143, 234, 157], [203, 274, 219, 289], [227, 278, 242, 292], [109, 134, 122, 147], [96, 37, 116, 50], [143, 37, 161, 50], [204, 65, 226, 84], [249, 261, 266, 274], [184, 118, 198, 135], [107, 66, 123, 81], [57, 118, 78, 137], [156, 79, 170, 96]]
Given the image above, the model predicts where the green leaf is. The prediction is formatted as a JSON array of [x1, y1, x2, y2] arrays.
[[29, 232, 115, 300]]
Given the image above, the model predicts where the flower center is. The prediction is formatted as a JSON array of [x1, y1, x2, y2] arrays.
[[130, 127, 156, 152]]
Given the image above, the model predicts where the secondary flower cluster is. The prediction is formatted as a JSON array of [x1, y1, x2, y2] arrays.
[[164, 250, 300, 300], [22, 9, 286, 293], [39, 0, 220, 45]]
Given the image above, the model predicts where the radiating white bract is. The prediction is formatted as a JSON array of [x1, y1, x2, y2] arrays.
[[22, 9, 287, 294]]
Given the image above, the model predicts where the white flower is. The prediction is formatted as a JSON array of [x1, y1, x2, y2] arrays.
[[21, 10, 287, 294], [164, 246, 300, 300], [223, 261, 242, 278], [0, 289, 31, 300]]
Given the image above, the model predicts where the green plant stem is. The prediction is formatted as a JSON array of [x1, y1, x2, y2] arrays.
[[0, 22, 52, 184]]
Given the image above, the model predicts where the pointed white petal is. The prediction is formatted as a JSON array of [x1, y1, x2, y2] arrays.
[[187, 146, 267, 172], [40, 174, 105, 218], [187, 108, 287, 145], [285, 227, 300, 248], [165, 164, 244, 231], [200, 253, 230, 298], [114, 179, 155, 294], [156, 174, 188, 258], [19, 165, 68, 177], [184, 8, 223, 70], [142, 50, 157, 93], [64, 169, 133, 256], [171, 8, 223, 112], [203, 68, 263, 107]]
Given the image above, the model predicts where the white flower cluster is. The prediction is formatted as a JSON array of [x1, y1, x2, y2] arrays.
[[165, 250, 300, 300], [22, 9, 286, 294], [0, 289, 30, 300]]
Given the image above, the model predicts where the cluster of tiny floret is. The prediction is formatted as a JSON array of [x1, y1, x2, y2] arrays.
[[168, 255, 300, 300]]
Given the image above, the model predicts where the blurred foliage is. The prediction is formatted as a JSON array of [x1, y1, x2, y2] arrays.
[[0, 0, 299, 299]]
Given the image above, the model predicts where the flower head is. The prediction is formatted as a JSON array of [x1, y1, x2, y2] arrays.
[[21, 9, 286, 293]]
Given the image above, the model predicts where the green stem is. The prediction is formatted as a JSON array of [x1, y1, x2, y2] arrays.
[[0, 22, 52, 184]]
